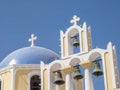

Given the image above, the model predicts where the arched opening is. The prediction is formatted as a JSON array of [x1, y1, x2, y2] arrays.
[[92, 57, 104, 90], [90, 55, 104, 90], [69, 58, 83, 90], [88, 50, 105, 90], [69, 32, 80, 54], [72, 33, 80, 54], [30, 75, 41, 90], [49, 62, 63, 90]]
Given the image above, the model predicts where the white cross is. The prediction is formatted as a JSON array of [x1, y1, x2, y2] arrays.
[[28, 34, 37, 47], [70, 15, 80, 25]]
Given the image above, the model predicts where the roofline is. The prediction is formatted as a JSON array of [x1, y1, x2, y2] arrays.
[[0, 64, 40, 73]]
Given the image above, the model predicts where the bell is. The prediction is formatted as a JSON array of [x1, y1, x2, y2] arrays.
[[73, 66, 83, 80], [54, 71, 65, 85], [73, 37, 79, 47], [92, 61, 103, 77]]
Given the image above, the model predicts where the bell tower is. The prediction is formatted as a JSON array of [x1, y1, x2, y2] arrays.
[[41, 15, 120, 90], [60, 15, 92, 58]]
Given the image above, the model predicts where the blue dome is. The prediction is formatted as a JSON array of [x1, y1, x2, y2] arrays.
[[0, 46, 60, 68]]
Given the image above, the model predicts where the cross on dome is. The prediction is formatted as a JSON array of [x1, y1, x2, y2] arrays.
[[28, 34, 37, 47], [70, 15, 80, 25]]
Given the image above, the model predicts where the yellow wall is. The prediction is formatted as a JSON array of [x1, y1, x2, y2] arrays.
[[0, 68, 40, 90], [104, 52, 113, 90], [15, 69, 38, 90], [63, 37, 67, 57], [0, 71, 12, 90], [15, 69, 29, 90], [87, 30, 92, 51], [43, 69, 48, 90], [81, 31, 85, 52]]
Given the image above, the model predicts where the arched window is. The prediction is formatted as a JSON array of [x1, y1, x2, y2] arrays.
[[30, 75, 41, 90]]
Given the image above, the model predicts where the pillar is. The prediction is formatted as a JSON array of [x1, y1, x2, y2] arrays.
[[84, 68, 94, 90], [65, 72, 74, 90], [11, 66, 17, 90], [56, 85, 60, 90]]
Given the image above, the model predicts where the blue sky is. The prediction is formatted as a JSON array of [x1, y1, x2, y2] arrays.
[[0, 0, 120, 89]]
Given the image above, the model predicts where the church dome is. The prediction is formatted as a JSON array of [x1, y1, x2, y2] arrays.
[[0, 46, 60, 68]]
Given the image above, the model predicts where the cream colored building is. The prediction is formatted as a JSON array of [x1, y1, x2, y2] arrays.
[[0, 15, 120, 90]]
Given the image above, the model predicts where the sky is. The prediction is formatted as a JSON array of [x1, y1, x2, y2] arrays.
[[0, 0, 120, 89]]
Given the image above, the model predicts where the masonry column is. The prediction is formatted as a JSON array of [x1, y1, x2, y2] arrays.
[[65, 72, 74, 90], [81, 60, 94, 90], [11, 66, 17, 90], [56, 85, 60, 90], [84, 68, 94, 90]]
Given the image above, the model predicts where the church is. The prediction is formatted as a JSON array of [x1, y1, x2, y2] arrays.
[[0, 15, 119, 90]]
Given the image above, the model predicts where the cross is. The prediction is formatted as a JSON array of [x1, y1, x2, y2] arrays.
[[70, 15, 80, 25], [28, 34, 37, 47]]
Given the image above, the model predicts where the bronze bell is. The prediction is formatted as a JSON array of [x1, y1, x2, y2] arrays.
[[92, 61, 103, 77], [54, 71, 65, 85], [73, 66, 83, 80], [73, 37, 79, 47]]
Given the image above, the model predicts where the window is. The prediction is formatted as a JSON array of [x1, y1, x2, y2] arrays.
[[30, 75, 41, 90]]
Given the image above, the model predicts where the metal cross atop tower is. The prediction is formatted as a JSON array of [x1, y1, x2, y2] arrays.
[[70, 15, 80, 25], [28, 34, 37, 47]]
